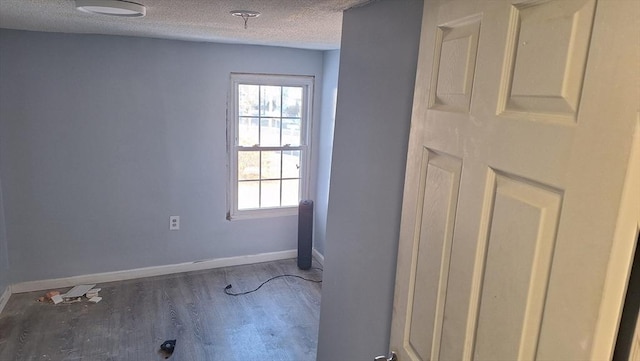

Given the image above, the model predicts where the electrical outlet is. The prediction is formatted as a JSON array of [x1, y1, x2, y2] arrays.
[[169, 216, 180, 230]]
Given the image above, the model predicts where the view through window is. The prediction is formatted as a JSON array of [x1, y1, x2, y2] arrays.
[[229, 74, 313, 219]]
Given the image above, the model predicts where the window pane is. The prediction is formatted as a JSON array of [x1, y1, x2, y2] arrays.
[[282, 179, 299, 206], [260, 118, 281, 146], [261, 151, 281, 179], [282, 87, 302, 117], [282, 150, 301, 178], [282, 118, 301, 146], [238, 181, 259, 210], [260, 86, 281, 117], [238, 151, 260, 180], [238, 117, 259, 146], [261, 180, 281, 208], [239, 85, 259, 116]]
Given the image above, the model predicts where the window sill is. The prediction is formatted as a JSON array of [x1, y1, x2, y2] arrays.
[[227, 206, 298, 221]]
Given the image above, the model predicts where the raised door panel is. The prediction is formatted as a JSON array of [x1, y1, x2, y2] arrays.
[[429, 16, 481, 113], [497, 0, 596, 122], [473, 171, 562, 360], [403, 150, 462, 361]]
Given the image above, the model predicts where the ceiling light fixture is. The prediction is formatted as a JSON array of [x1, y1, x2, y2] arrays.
[[75, 0, 146, 18], [230, 10, 261, 29]]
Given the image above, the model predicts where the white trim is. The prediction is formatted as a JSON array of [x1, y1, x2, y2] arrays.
[[0, 285, 11, 314], [229, 205, 298, 221], [312, 248, 324, 266], [11, 250, 297, 294]]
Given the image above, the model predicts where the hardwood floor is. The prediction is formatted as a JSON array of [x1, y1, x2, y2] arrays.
[[0, 259, 323, 361]]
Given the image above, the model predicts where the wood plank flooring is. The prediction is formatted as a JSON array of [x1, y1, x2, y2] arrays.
[[0, 259, 322, 361]]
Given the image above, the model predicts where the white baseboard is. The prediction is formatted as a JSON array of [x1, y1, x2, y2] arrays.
[[11, 249, 297, 294], [312, 248, 324, 266], [0, 285, 11, 314]]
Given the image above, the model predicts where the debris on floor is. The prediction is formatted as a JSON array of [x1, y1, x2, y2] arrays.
[[61, 284, 95, 299], [63, 297, 82, 304], [36, 290, 63, 304], [36, 284, 104, 305], [85, 288, 100, 299], [45, 291, 60, 299], [159, 339, 176, 359]]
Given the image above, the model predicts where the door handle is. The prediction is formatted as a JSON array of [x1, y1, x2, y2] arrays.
[[374, 351, 398, 361]]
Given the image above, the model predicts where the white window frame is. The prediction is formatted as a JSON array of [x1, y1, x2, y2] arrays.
[[227, 73, 314, 220]]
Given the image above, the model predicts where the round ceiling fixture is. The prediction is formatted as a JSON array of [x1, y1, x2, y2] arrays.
[[75, 0, 146, 17], [230, 10, 261, 29], [230, 10, 261, 19]]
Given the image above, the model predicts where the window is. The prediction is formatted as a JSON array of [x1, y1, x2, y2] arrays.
[[228, 73, 314, 219]]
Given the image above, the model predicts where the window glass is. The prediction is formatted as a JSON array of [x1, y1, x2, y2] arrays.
[[238, 151, 260, 181], [260, 118, 281, 146], [282, 87, 302, 117], [238, 118, 259, 146], [238, 181, 260, 210], [260, 86, 281, 117], [282, 150, 301, 179], [238, 85, 259, 116]]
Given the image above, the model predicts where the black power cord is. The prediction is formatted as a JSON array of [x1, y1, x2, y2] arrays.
[[224, 268, 323, 296]]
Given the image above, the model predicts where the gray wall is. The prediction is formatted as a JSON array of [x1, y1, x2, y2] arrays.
[[0, 168, 9, 294], [0, 29, 329, 283], [313, 50, 340, 256], [316, 0, 423, 359]]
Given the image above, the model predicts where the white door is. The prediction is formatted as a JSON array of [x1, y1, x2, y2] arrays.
[[388, 0, 640, 360]]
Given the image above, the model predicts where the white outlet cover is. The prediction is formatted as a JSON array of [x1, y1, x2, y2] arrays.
[[169, 216, 180, 230]]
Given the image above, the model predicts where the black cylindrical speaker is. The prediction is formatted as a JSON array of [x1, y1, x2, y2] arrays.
[[298, 200, 313, 270]]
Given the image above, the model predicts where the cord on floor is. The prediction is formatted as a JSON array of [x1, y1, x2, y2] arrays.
[[224, 271, 322, 296]]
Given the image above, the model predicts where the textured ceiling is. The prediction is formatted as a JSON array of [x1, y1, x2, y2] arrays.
[[0, 0, 373, 50]]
